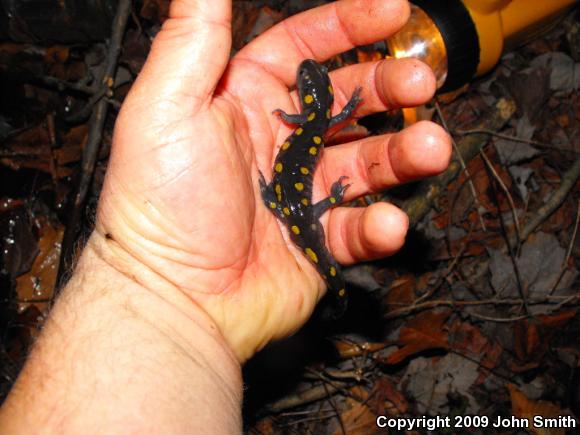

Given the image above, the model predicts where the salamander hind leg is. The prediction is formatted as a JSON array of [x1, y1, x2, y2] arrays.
[[313, 176, 351, 219], [258, 170, 285, 219]]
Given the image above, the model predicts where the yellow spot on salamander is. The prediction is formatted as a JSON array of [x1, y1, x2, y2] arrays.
[[326, 109, 331, 119], [304, 94, 314, 104], [301, 198, 310, 206], [328, 85, 334, 95], [275, 184, 282, 201], [330, 266, 337, 277], [300, 167, 309, 175], [329, 197, 336, 204], [291, 225, 300, 235], [338, 288, 346, 297], [295, 127, 304, 136], [274, 163, 283, 173], [269, 202, 277, 209], [305, 248, 319, 263], [313, 136, 322, 145], [283, 207, 290, 216], [294, 182, 304, 191], [282, 141, 291, 150], [309, 147, 318, 155], [307, 112, 316, 121]]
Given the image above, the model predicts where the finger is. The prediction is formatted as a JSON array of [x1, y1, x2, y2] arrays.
[[128, 0, 232, 114], [329, 58, 436, 118], [235, 0, 410, 85], [275, 58, 436, 122], [327, 202, 409, 264], [315, 121, 451, 201]]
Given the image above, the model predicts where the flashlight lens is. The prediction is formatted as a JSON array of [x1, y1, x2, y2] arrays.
[[386, 4, 448, 89]]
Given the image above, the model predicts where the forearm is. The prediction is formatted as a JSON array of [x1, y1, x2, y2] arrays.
[[0, 233, 243, 434]]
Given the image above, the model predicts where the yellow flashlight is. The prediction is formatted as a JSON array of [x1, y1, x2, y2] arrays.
[[387, 0, 578, 92]]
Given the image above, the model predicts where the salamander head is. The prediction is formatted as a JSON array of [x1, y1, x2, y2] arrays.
[[296, 59, 333, 111]]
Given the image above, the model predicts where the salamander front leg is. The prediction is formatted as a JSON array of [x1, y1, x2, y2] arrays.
[[272, 109, 309, 125], [329, 87, 362, 127], [313, 176, 350, 219], [258, 170, 286, 219]]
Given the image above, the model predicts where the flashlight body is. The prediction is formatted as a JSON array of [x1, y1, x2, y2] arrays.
[[387, 0, 578, 92], [465, 0, 578, 77]]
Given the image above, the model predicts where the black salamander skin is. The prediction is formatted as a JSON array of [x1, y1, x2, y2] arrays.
[[259, 59, 361, 315]]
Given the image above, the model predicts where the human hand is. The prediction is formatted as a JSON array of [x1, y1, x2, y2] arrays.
[[95, 0, 451, 362]]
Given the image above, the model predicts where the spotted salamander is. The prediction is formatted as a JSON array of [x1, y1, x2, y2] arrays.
[[259, 59, 361, 315]]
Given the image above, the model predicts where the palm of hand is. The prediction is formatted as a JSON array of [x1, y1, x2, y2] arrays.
[[99, 58, 327, 359]]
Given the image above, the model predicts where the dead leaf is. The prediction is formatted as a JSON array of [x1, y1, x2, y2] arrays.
[[16, 220, 63, 311], [477, 341, 503, 384], [494, 115, 540, 165], [384, 274, 418, 312], [401, 354, 480, 414], [368, 377, 408, 414], [513, 310, 577, 367], [448, 319, 504, 384], [0, 205, 38, 278], [384, 310, 451, 364], [334, 340, 387, 359], [530, 51, 580, 92], [488, 232, 578, 309], [43, 46, 69, 64], [330, 387, 380, 435], [508, 384, 569, 435]]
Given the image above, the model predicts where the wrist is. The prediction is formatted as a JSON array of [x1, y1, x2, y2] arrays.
[[0, 232, 243, 432]]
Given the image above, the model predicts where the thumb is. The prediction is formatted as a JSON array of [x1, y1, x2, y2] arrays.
[[130, 0, 232, 114]]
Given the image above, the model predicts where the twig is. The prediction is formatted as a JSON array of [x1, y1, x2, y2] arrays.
[[383, 293, 579, 320], [467, 311, 528, 323], [549, 199, 580, 295], [400, 98, 516, 227], [56, 0, 132, 290], [482, 158, 530, 316], [281, 412, 335, 426], [321, 378, 346, 435], [479, 149, 522, 252], [45, 113, 59, 186], [27, 74, 97, 96], [65, 86, 109, 123], [454, 128, 559, 150], [416, 222, 474, 304], [520, 157, 580, 241], [435, 101, 487, 231], [264, 382, 348, 413]]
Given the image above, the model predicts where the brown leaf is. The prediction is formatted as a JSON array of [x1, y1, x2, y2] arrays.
[[16, 220, 63, 311], [476, 341, 503, 384], [384, 274, 418, 312], [368, 377, 408, 414], [538, 310, 577, 328], [508, 384, 568, 435], [449, 319, 489, 354], [43, 46, 69, 64], [334, 340, 387, 359], [333, 402, 378, 435], [514, 310, 577, 365], [384, 310, 451, 364], [448, 319, 504, 384]]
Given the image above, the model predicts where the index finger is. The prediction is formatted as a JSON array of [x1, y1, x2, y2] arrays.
[[234, 0, 410, 85]]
